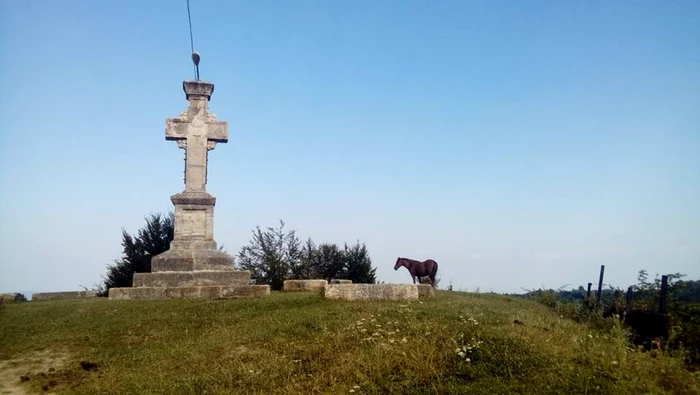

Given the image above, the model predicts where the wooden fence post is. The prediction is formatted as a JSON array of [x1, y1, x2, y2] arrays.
[[596, 265, 605, 303], [659, 275, 669, 314], [626, 286, 633, 306], [586, 282, 592, 299]]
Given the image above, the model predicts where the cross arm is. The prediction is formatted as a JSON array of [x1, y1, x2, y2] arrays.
[[165, 118, 190, 140], [206, 120, 229, 143]]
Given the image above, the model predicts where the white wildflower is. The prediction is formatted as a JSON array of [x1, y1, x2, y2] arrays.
[[401, 338, 407, 343]]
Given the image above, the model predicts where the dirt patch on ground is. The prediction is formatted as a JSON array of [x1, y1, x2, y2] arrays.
[[0, 349, 70, 395]]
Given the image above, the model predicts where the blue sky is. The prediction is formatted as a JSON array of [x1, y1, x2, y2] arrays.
[[1, 0, 698, 296]]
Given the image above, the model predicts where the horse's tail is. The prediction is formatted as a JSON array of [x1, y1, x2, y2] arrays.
[[431, 260, 438, 277]]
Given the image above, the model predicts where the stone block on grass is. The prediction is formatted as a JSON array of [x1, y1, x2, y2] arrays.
[[322, 284, 419, 301], [283, 280, 328, 292], [0, 293, 27, 303], [417, 284, 435, 299], [32, 291, 97, 301]]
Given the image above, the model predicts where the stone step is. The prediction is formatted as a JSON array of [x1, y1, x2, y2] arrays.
[[108, 285, 270, 300], [133, 271, 251, 288]]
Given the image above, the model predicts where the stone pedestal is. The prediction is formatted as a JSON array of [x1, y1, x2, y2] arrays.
[[108, 78, 269, 301], [109, 270, 270, 300]]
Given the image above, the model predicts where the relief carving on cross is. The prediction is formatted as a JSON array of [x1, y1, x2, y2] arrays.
[[165, 86, 228, 192]]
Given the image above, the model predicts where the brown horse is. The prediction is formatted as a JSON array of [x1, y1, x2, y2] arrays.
[[394, 257, 438, 287]]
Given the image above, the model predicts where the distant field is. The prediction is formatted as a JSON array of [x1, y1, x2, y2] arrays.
[[1, 291, 699, 394]]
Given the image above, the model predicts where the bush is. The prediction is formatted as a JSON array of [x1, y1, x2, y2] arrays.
[[236, 220, 377, 290]]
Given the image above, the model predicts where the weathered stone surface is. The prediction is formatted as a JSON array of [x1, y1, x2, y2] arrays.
[[183, 80, 214, 101], [322, 284, 419, 301], [417, 284, 435, 299], [133, 270, 251, 288], [0, 293, 27, 303], [108, 285, 270, 300], [147, 78, 236, 278], [111, 78, 255, 301], [32, 291, 97, 301], [283, 279, 327, 292], [151, 248, 234, 272], [330, 279, 353, 284]]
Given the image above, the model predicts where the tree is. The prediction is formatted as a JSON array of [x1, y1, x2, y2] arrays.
[[101, 211, 174, 295], [236, 219, 301, 291], [236, 220, 380, 288], [316, 242, 346, 281], [343, 241, 377, 284], [291, 238, 321, 280]]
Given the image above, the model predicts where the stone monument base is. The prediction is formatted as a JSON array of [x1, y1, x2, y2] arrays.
[[108, 269, 270, 300], [109, 284, 270, 300], [150, 247, 235, 272]]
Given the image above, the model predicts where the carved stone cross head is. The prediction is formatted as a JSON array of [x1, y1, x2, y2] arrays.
[[165, 80, 228, 192]]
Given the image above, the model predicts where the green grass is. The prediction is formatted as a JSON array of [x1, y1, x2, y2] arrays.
[[1, 291, 699, 394]]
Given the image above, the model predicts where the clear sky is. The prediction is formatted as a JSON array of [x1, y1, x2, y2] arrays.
[[1, 0, 698, 296]]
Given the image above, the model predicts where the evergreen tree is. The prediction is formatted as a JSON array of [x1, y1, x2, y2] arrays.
[[292, 238, 320, 280], [101, 211, 174, 295], [316, 242, 346, 281], [343, 241, 377, 284]]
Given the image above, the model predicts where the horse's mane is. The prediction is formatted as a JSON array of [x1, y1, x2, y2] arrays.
[[398, 257, 423, 265]]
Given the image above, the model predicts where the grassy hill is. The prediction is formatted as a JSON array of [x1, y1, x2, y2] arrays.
[[1, 291, 699, 394]]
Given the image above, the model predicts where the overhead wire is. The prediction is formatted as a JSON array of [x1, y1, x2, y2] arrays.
[[187, 0, 197, 79]]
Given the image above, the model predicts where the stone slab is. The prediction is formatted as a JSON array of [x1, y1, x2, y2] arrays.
[[322, 284, 419, 301], [1, 293, 27, 303], [330, 279, 353, 284], [32, 291, 97, 301], [108, 285, 270, 300], [151, 248, 234, 272], [417, 284, 436, 299], [283, 279, 327, 292], [133, 270, 250, 288]]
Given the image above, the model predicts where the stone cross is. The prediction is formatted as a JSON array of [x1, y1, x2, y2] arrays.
[[166, 81, 228, 192]]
